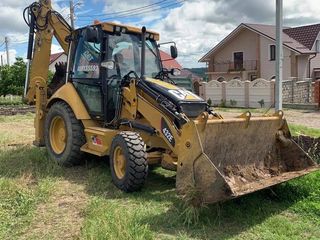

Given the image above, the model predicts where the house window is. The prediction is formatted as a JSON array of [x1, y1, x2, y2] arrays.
[[233, 52, 243, 70], [270, 45, 276, 61]]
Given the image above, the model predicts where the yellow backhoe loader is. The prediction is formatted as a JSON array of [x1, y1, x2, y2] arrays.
[[23, 0, 319, 204]]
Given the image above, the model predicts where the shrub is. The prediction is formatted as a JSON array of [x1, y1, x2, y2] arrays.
[[258, 99, 265, 108]]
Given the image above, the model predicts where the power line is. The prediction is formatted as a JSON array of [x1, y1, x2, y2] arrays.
[[77, 0, 170, 18], [98, 0, 185, 20], [77, 0, 185, 22]]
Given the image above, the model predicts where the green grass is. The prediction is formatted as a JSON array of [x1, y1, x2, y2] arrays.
[[0, 114, 319, 239], [0, 96, 24, 106], [0, 147, 61, 239], [289, 124, 320, 138]]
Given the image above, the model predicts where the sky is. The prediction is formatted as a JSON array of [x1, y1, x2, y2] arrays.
[[1, 0, 320, 68]]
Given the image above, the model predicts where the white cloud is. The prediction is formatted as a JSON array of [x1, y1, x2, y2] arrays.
[[1, 0, 320, 68], [0, 49, 17, 65], [152, 0, 320, 67], [100, 0, 153, 13], [51, 43, 63, 54]]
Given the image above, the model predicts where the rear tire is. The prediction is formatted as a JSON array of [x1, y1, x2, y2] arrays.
[[110, 131, 148, 192], [44, 101, 86, 166]]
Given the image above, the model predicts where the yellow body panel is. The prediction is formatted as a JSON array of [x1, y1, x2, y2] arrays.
[[101, 22, 160, 40], [48, 83, 91, 120], [81, 127, 118, 156]]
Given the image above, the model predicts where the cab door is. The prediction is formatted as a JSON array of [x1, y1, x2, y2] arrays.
[[102, 33, 138, 123], [70, 28, 104, 120]]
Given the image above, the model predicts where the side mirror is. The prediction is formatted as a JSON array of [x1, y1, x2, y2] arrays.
[[84, 26, 100, 43], [101, 60, 115, 70], [170, 45, 178, 59]]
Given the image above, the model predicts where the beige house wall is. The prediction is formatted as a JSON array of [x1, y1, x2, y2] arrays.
[[213, 29, 258, 63], [259, 36, 291, 80], [297, 55, 309, 79], [310, 54, 320, 77]]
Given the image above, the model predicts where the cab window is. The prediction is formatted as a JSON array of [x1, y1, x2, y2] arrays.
[[73, 35, 101, 79]]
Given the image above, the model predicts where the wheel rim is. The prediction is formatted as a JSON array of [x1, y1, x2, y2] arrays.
[[113, 146, 126, 179], [49, 116, 67, 154]]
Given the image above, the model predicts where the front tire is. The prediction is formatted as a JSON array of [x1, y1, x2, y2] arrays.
[[44, 101, 86, 166], [110, 131, 148, 192]]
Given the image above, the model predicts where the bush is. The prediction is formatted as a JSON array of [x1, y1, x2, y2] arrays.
[[0, 58, 26, 97], [207, 98, 212, 107], [230, 99, 237, 106], [258, 99, 265, 108], [219, 99, 226, 107]]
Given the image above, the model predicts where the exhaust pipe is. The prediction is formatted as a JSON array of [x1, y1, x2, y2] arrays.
[[141, 26, 146, 80]]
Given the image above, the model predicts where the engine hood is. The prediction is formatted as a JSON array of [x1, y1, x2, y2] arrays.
[[145, 78, 204, 102], [145, 78, 207, 118]]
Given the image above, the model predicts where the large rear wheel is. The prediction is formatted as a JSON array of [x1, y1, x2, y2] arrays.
[[45, 101, 86, 166], [110, 132, 148, 192]]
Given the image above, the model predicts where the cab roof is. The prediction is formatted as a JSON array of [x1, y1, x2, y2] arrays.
[[92, 21, 160, 41]]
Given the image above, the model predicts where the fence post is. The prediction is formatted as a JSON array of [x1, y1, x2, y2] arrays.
[[306, 78, 312, 103], [271, 79, 276, 106], [244, 80, 250, 108], [289, 77, 296, 103], [314, 80, 320, 108], [200, 82, 207, 100], [222, 81, 227, 103]]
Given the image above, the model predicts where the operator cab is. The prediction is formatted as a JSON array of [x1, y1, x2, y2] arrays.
[[68, 23, 164, 123], [68, 22, 206, 125]]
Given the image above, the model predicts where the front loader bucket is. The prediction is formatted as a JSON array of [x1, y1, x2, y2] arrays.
[[176, 112, 319, 204]]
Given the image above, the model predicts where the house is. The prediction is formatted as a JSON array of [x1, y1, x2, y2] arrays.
[[199, 23, 320, 82], [49, 52, 67, 72]]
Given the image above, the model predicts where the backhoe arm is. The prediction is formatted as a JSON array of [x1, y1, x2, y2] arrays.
[[24, 0, 72, 145]]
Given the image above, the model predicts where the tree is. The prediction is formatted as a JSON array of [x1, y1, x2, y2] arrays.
[[0, 58, 26, 97]]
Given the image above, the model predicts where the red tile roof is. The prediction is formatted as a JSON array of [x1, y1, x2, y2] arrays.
[[50, 52, 65, 64], [159, 50, 182, 69], [283, 23, 320, 50]]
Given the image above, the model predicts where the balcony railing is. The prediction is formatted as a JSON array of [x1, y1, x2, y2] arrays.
[[211, 60, 258, 73]]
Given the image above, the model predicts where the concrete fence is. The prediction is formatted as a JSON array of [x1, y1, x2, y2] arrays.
[[200, 78, 319, 108]]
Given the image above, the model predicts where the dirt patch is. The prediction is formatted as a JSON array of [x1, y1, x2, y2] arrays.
[[21, 168, 89, 240], [0, 106, 35, 116]]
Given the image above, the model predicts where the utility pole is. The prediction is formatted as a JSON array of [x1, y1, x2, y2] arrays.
[[0, 55, 3, 81], [4, 36, 9, 66], [275, 0, 283, 111], [69, 0, 75, 28]]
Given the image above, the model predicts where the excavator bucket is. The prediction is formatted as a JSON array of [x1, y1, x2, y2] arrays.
[[176, 111, 319, 204]]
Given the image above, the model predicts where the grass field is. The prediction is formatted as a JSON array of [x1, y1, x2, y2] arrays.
[[0, 96, 24, 106], [0, 114, 319, 239]]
